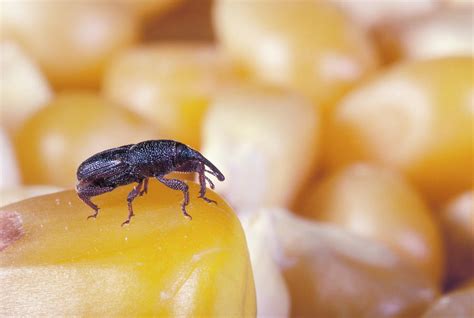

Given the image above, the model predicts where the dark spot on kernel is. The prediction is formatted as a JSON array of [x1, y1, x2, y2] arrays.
[[0, 210, 24, 251]]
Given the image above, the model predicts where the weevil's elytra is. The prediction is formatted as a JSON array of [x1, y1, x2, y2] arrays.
[[75, 140, 225, 226]]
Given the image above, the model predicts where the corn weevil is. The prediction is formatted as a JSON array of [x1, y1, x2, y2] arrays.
[[76, 140, 225, 226]]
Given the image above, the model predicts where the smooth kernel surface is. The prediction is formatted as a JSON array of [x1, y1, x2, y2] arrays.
[[325, 57, 474, 204], [298, 164, 444, 284], [0, 182, 256, 317], [214, 1, 377, 114], [202, 87, 319, 211], [0, 186, 63, 208], [14, 92, 158, 187], [0, 41, 52, 133]]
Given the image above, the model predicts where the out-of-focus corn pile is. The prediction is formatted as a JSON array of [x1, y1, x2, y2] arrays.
[[0, 0, 473, 316]]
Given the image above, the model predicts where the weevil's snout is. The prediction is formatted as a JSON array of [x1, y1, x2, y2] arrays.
[[205, 164, 225, 182], [175, 142, 225, 182], [215, 171, 225, 182]]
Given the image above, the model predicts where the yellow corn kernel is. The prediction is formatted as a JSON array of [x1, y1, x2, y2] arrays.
[[298, 164, 444, 285], [201, 86, 319, 211], [422, 283, 474, 318], [1, 2, 138, 88], [325, 57, 473, 204], [0, 185, 62, 208], [0, 182, 256, 316], [213, 1, 377, 115], [14, 91, 159, 188], [103, 44, 236, 149], [0, 41, 52, 134], [247, 208, 437, 317]]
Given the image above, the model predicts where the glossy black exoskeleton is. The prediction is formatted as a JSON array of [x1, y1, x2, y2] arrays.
[[76, 140, 225, 226]]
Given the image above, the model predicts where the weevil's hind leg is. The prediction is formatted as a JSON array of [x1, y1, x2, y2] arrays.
[[156, 175, 191, 219], [139, 178, 148, 196], [198, 163, 217, 205], [77, 184, 114, 220], [122, 180, 144, 226]]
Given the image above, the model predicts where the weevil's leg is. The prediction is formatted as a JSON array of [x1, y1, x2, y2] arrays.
[[197, 163, 217, 204], [76, 184, 114, 219], [204, 168, 224, 181], [122, 180, 144, 226], [156, 176, 191, 219], [139, 178, 149, 196], [205, 175, 215, 190], [205, 169, 218, 178], [176, 161, 217, 204], [78, 193, 100, 219]]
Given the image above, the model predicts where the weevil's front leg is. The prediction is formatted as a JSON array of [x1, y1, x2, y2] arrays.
[[156, 175, 191, 219], [205, 168, 223, 181], [78, 193, 100, 219], [198, 163, 217, 204], [139, 178, 149, 196], [205, 175, 215, 190], [76, 183, 114, 220], [122, 180, 144, 226]]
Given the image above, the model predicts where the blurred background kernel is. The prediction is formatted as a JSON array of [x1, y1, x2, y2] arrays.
[[1, 0, 473, 317]]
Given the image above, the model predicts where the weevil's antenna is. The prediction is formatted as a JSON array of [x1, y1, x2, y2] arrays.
[[196, 153, 225, 181]]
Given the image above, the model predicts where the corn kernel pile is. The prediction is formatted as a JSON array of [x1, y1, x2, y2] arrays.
[[1, 1, 473, 317]]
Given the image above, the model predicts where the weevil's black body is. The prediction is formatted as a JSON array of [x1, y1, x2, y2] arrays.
[[76, 140, 225, 225]]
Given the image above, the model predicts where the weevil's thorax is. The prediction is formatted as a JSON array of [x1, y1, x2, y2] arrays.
[[127, 140, 178, 177]]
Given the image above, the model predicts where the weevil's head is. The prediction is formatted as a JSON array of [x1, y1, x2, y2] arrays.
[[175, 142, 196, 163], [75, 179, 90, 194], [175, 142, 225, 182]]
